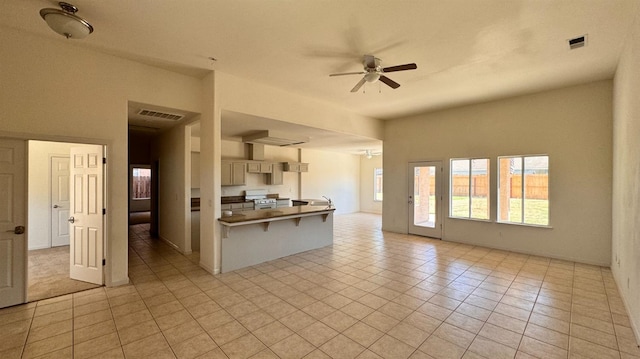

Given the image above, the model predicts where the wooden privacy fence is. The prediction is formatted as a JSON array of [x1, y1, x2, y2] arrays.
[[132, 175, 151, 199], [508, 174, 548, 199], [450, 174, 548, 200], [451, 175, 489, 197]]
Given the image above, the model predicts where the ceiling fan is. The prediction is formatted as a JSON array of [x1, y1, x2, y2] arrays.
[[330, 55, 417, 92], [362, 149, 381, 159]]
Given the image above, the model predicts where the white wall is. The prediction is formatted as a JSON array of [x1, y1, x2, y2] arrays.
[[359, 155, 383, 214], [612, 10, 640, 342], [301, 149, 360, 214], [27, 141, 75, 250], [0, 27, 203, 286], [384, 80, 613, 266]]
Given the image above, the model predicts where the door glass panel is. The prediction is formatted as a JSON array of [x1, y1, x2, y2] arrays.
[[413, 165, 436, 228]]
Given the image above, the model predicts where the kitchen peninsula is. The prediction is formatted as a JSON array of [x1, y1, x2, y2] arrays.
[[218, 205, 335, 272]]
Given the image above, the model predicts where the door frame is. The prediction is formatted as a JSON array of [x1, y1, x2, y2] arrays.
[[2, 134, 108, 307], [408, 160, 443, 239], [50, 154, 70, 247]]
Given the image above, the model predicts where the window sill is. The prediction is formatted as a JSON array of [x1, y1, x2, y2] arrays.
[[448, 217, 491, 223], [496, 221, 553, 229]]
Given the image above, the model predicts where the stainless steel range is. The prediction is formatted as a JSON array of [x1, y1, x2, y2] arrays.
[[245, 189, 276, 210]]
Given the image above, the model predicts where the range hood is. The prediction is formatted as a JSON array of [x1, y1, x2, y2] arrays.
[[242, 130, 308, 147]]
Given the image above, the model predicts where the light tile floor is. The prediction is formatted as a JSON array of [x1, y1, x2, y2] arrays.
[[2, 213, 639, 359]]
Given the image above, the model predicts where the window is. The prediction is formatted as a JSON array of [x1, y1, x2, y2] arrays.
[[450, 158, 490, 220], [498, 155, 549, 226], [132, 167, 151, 200], [374, 168, 383, 201]]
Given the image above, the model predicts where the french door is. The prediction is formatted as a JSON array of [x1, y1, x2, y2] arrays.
[[408, 161, 442, 239]]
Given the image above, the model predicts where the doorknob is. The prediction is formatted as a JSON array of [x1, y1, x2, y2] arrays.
[[53, 205, 59, 208], [6, 226, 25, 235], [68, 217, 75, 224]]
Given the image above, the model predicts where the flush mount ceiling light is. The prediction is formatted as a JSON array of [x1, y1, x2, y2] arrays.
[[40, 2, 93, 39]]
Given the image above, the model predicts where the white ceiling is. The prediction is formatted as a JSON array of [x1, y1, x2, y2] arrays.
[[5, 0, 638, 153]]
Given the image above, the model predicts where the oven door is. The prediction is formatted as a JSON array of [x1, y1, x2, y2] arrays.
[[255, 202, 277, 210]]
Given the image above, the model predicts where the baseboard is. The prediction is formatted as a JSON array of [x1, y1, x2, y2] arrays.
[[107, 278, 130, 287], [199, 261, 214, 274], [28, 245, 52, 251], [612, 273, 640, 346], [158, 235, 181, 252]]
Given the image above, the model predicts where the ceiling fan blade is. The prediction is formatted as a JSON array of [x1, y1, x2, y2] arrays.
[[329, 71, 365, 77], [379, 75, 400, 89], [351, 77, 367, 92], [364, 55, 377, 69], [382, 63, 417, 73]]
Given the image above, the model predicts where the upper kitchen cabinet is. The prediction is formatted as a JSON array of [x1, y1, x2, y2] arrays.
[[267, 162, 284, 185], [247, 161, 272, 174], [283, 162, 309, 172], [222, 161, 247, 186]]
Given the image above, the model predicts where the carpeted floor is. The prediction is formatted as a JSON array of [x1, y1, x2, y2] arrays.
[[129, 211, 151, 225], [28, 246, 101, 302]]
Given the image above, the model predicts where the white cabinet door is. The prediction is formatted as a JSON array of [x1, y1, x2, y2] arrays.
[[0, 139, 26, 308], [69, 145, 104, 285]]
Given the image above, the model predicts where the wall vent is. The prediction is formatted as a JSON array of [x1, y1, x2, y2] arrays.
[[137, 109, 184, 121], [568, 35, 587, 50]]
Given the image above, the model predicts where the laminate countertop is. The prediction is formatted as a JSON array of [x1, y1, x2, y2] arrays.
[[219, 205, 335, 225]]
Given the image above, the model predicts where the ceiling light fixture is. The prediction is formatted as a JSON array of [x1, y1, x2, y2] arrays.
[[40, 2, 93, 39], [365, 150, 373, 159]]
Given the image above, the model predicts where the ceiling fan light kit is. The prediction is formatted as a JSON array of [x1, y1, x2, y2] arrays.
[[330, 54, 417, 93], [40, 2, 93, 39]]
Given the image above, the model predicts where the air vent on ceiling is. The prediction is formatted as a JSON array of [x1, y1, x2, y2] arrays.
[[137, 109, 184, 121], [568, 35, 587, 50]]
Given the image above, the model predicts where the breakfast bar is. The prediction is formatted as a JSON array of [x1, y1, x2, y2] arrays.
[[218, 205, 335, 272]]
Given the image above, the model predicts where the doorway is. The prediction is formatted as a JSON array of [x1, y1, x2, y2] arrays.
[[408, 161, 443, 239], [26, 140, 105, 303]]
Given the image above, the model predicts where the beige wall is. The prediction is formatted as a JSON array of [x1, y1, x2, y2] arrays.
[[154, 124, 190, 253], [27, 141, 76, 250], [612, 10, 640, 342], [384, 80, 613, 266], [301, 149, 360, 214], [359, 155, 383, 214], [0, 27, 203, 286]]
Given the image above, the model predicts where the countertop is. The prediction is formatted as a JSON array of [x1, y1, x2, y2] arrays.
[[219, 205, 335, 224]]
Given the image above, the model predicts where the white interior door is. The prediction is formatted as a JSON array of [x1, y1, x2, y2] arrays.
[[69, 145, 104, 285], [0, 139, 26, 308], [408, 161, 443, 239], [51, 156, 70, 247]]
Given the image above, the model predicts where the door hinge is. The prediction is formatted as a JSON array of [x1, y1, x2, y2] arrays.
[[103, 157, 107, 164], [102, 259, 106, 266], [103, 208, 106, 215]]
